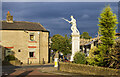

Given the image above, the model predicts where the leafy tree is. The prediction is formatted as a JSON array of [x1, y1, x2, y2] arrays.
[[74, 52, 86, 64], [60, 34, 72, 55], [51, 34, 64, 51], [80, 32, 92, 39], [51, 34, 71, 55], [94, 5, 118, 67]]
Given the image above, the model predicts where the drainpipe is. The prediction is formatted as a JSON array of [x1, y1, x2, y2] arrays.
[[38, 31, 40, 64]]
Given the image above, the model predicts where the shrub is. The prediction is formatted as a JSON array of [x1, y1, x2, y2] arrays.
[[87, 46, 97, 66], [5, 55, 15, 61], [73, 52, 86, 64], [105, 39, 120, 69]]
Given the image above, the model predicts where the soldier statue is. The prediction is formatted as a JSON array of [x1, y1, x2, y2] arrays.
[[62, 16, 79, 35]]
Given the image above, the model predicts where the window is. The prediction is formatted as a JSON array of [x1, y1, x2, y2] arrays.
[[29, 48, 35, 58], [30, 33, 34, 41], [5, 49, 13, 56], [8, 51, 11, 53], [29, 52, 34, 57]]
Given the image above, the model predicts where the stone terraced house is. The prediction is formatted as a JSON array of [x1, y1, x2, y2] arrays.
[[1, 11, 50, 64]]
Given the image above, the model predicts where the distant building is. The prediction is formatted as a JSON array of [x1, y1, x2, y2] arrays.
[[81, 32, 120, 56], [1, 11, 50, 64], [80, 37, 100, 56], [116, 33, 120, 38]]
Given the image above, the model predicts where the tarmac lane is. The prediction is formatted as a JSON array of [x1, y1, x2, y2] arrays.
[[1, 64, 73, 77], [2, 68, 72, 77], [2, 64, 103, 77]]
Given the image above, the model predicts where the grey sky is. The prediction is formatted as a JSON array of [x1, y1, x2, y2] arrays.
[[2, 2, 118, 37], [2, 0, 120, 2]]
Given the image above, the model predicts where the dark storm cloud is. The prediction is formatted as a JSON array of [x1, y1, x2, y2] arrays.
[[2, 2, 118, 37]]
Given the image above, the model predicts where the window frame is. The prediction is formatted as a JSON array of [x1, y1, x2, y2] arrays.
[[29, 33, 35, 41], [29, 48, 35, 58]]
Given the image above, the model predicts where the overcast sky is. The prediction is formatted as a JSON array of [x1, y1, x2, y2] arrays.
[[2, 0, 120, 2], [2, 2, 118, 37]]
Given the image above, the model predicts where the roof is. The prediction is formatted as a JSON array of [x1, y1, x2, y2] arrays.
[[116, 33, 120, 36], [2, 21, 48, 32]]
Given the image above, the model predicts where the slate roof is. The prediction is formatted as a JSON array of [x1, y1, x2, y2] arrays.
[[2, 21, 48, 31]]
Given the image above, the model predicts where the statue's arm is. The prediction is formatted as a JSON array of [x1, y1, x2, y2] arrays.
[[62, 18, 71, 23]]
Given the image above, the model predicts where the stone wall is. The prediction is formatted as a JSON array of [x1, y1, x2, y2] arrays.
[[59, 62, 120, 76]]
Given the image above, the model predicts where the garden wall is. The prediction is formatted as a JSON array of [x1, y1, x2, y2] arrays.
[[59, 62, 120, 76]]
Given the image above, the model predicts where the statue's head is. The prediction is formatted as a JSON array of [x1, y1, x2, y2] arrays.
[[71, 15, 73, 18]]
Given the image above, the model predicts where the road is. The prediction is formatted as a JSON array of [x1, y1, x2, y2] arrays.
[[2, 64, 73, 77], [2, 64, 107, 77]]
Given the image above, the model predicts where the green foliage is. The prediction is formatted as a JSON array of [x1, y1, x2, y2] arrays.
[[51, 34, 71, 55], [51, 34, 64, 51], [105, 39, 120, 69], [5, 55, 15, 61], [87, 46, 97, 66], [94, 5, 118, 67], [74, 52, 86, 64], [61, 34, 72, 55], [94, 45, 109, 66], [80, 32, 92, 39], [98, 5, 118, 47]]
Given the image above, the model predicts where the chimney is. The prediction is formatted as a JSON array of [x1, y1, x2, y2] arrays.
[[6, 11, 13, 23]]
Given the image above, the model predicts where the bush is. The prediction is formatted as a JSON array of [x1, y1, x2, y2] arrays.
[[87, 46, 97, 66], [5, 55, 15, 61], [73, 52, 86, 64]]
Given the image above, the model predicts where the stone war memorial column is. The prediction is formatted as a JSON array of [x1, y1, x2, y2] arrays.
[[71, 34, 80, 61], [63, 15, 80, 61]]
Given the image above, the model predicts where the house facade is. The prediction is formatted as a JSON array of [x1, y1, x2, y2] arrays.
[[1, 11, 50, 64]]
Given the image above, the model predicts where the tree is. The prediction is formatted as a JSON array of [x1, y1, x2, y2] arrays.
[[60, 34, 72, 55], [80, 32, 92, 39], [51, 34, 71, 55], [106, 39, 120, 69], [98, 5, 118, 47], [94, 5, 118, 67], [51, 34, 64, 52]]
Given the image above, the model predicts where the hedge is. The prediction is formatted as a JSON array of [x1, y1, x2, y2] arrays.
[[59, 62, 120, 76]]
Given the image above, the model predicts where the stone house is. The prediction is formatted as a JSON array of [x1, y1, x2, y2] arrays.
[[1, 11, 50, 64]]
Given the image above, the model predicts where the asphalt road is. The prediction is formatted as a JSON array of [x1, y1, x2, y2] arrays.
[[2, 64, 114, 77], [2, 64, 57, 77]]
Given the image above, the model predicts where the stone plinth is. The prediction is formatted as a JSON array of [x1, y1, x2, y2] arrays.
[[70, 34, 80, 61]]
